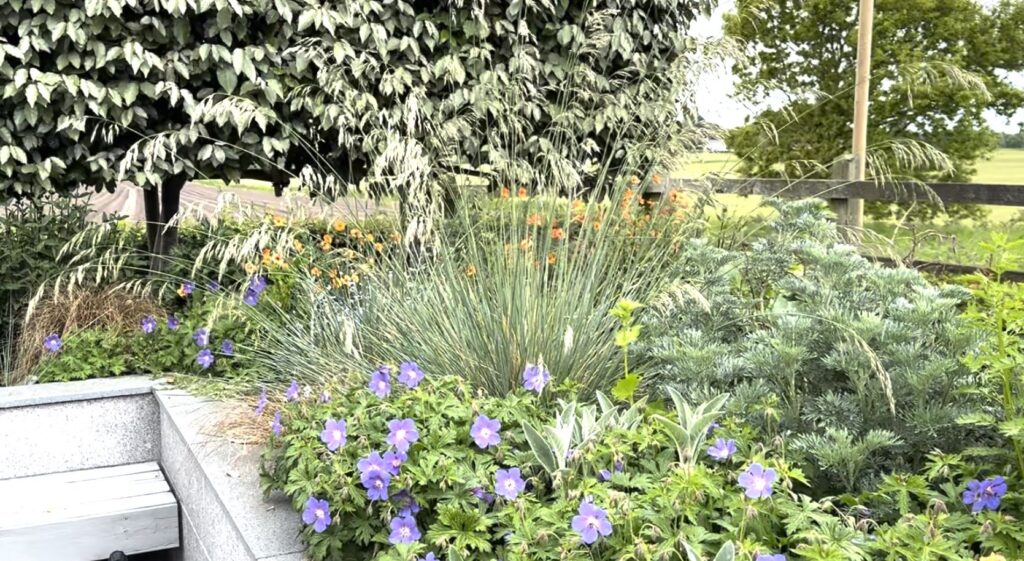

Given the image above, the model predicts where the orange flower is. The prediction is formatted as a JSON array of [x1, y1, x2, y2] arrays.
[[292, 239, 304, 252], [332, 219, 347, 233], [374, 242, 384, 253], [651, 174, 663, 186], [551, 227, 564, 240], [350, 273, 360, 284], [546, 252, 557, 265], [328, 269, 339, 279], [517, 187, 528, 198], [465, 264, 477, 278], [244, 262, 257, 274], [629, 176, 639, 186], [331, 276, 343, 288], [310, 266, 322, 277], [592, 220, 602, 231], [343, 249, 358, 259], [349, 228, 363, 239], [526, 213, 543, 226], [500, 187, 510, 199], [519, 238, 532, 251], [366, 233, 375, 243], [322, 233, 334, 244], [389, 231, 401, 243], [273, 215, 286, 227]]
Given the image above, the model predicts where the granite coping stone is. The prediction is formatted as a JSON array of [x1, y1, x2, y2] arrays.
[[156, 388, 306, 561], [0, 375, 160, 409]]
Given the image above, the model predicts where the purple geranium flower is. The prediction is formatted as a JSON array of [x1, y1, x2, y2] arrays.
[[398, 361, 425, 388], [193, 327, 210, 347], [362, 471, 391, 501], [470, 415, 502, 449], [738, 463, 777, 500], [708, 438, 737, 461], [167, 314, 179, 330], [388, 514, 421, 544], [196, 349, 214, 369], [141, 315, 157, 334], [43, 333, 62, 353], [249, 275, 268, 294], [614, 460, 624, 473], [302, 497, 331, 533], [471, 487, 495, 505], [181, 281, 194, 296], [271, 411, 283, 436], [320, 418, 347, 452], [599, 469, 612, 482], [383, 450, 406, 475], [393, 489, 421, 517], [221, 339, 235, 356], [285, 379, 300, 402], [387, 418, 419, 453], [358, 451, 389, 477], [369, 366, 391, 398], [495, 468, 526, 500], [707, 421, 720, 435], [207, 280, 220, 292], [254, 387, 267, 416], [571, 499, 612, 545], [522, 363, 550, 393], [963, 476, 1007, 513], [755, 554, 786, 561], [243, 288, 260, 306]]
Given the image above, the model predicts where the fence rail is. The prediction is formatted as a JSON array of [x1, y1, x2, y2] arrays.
[[653, 178, 1024, 207]]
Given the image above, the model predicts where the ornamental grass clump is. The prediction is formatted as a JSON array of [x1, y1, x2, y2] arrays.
[[241, 185, 703, 397]]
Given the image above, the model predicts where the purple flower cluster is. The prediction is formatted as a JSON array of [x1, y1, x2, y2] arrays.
[[243, 276, 268, 306], [254, 387, 267, 416], [963, 476, 1007, 513], [369, 366, 392, 398], [180, 281, 194, 296], [193, 328, 210, 347], [571, 498, 612, 545], [271, 411, 283, 436], [285, 379, 300, 402], [495, 468, 526, 500], [398, 361, 424, 388], [389, 514, 421, 544], [320, 418, 347, 452], [522, 363, 550, 393], [141, 315, 157, 334], [738, 463, 777, 499], [196, 349, 214, 369], [386, 419, 419, 453], [708, 438, 737, 461], [302, 497, 331, 533], [470, 415, 501, 449], [167, 314, 179, 331], [43, 333, 62, 353], [221, 339, 235, 356], [358, 451, 392, 501]]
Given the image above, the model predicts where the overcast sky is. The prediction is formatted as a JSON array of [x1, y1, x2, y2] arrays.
[[691, 0, 1024, 133]]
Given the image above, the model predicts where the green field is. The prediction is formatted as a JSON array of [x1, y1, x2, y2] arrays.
[[676, 149, 1024, 268]]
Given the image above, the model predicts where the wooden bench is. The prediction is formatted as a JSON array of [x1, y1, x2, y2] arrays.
[[0, 462, 179, 560]]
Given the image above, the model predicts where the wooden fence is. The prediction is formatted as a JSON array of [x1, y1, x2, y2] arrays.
[[647, 177, 1024, 280]]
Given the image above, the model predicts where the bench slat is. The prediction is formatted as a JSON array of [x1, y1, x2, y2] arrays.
[[0, 462, 179, 561]]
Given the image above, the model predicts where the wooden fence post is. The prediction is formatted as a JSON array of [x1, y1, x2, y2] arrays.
[[828, 156, 863, 241]]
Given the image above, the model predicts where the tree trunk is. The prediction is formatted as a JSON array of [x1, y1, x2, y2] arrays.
[[143, 174, 187, 273]]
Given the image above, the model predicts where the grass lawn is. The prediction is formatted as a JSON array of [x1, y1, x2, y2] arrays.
[[676, 149, 1024, 268]]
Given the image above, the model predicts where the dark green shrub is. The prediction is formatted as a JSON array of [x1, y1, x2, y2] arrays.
[[637, 200, 985, 492]]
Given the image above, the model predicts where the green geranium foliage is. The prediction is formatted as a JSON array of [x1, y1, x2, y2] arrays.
[[261, 374, 1021, 561]]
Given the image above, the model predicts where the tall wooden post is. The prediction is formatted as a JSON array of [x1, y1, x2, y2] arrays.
[[847, 0, 875, 231]]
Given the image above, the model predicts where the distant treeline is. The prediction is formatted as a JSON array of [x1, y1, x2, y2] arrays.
[[1001, 128, 1024, 149]]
